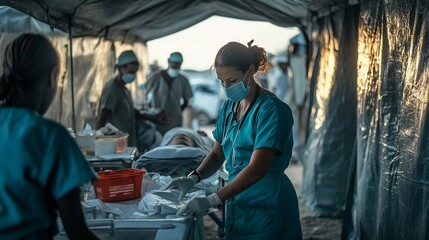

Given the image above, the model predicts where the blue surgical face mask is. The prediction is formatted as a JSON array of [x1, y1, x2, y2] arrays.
[[122, 73, 136, 83], [223, 72, 250, 102], [167, 68, 180, 78]]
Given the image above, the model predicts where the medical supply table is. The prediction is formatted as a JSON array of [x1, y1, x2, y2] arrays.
[[55, 147, 204, 240]]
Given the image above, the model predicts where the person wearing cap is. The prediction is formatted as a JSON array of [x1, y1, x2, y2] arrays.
[[269, 54, 303, 162], [96, 50, 168, 147], [269, 54, 290, 102], [145, 52, 193, 135]]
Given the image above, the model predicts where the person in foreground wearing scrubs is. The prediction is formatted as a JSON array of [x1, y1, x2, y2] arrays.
[[0, 34, 98, 239], [96, 50, 168, 147], [165, 41, 302, 239]]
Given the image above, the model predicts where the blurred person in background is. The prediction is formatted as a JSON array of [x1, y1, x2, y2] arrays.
[[287, 38, 308, 162], [145, 52, 193, 135], [96, 50, 168, 147], [0, 33, 98, 239], [269, 53, 304, 162], [269, 54, 290, 102]]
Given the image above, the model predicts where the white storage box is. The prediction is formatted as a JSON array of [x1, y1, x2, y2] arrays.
[[94, 134, 128, 156], [76, 134, 96, 155]]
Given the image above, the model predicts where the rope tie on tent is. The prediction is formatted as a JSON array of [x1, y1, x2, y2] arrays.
[[34, 0, 54, 32], [104, 26, 109, 39], [46, 7, 54, 33]]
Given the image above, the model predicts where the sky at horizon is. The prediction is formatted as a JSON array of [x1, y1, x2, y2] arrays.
[[147, 16, 300, 71]]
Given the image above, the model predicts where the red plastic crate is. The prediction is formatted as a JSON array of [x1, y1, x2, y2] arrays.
[[93, 169, 145, 202]]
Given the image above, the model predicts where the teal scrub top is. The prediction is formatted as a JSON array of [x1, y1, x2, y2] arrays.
[[99, 79, 137, 146], [213, 91, 302, 240], [0, 107, 97, 239]]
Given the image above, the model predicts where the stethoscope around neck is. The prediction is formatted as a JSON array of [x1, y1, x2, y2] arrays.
[[222, 85, 260, 168]]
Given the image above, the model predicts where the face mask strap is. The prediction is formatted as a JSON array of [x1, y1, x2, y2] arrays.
[[243, 70, 249, 87]]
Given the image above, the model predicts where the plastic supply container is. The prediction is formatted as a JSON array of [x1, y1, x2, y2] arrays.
[[76, 134, 96, 155], [94, 134, 128, 156], [76, 135, 96, 148], [93, 169, 144, 202]]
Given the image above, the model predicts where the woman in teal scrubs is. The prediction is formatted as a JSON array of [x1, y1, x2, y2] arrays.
[[166, 41, 302, 239], [0, 34, 98, 239]]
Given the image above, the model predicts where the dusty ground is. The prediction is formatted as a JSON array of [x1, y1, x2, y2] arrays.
[[202, 162, 343, 240], [290, 162, 343, 240]]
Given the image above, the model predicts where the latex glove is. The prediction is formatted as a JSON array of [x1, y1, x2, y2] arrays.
[[162, 175, 198, 200], [177, 193, 222, 216]]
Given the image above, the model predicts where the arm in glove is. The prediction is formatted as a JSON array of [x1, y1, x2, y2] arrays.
[[176, 193, 221, 216], [162, 175, 198, 200]]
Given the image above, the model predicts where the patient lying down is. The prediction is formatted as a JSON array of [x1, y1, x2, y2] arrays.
[[134, 127, 214, 177]]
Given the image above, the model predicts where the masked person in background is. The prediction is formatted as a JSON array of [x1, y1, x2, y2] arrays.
[[0, 34, 98, 239], [165, 41, 302, 239], [145, 52, 193, 135], [269, 54, 290, 101], [96, 50, 168, 147]]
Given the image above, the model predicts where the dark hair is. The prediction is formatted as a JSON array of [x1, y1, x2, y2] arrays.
[[214, 40, 270, 73], [0, 33, 59, 101]]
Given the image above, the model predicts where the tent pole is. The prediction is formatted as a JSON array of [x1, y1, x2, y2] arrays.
[[68, 16, 77, 132]]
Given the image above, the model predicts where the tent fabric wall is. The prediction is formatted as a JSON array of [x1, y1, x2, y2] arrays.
[[54, 38, 147, 130], [0, 8, 148, 130], [355, 0, 429, 239], [302, 4, 358, 217]]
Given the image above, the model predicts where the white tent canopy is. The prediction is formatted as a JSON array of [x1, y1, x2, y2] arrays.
[[0, 0, 354, 42]]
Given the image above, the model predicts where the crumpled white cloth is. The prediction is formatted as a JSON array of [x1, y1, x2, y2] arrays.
[[138, 189, 206, 216]]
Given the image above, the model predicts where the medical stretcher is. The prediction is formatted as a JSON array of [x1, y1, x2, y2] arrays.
[[59, 145, 226, 239]]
